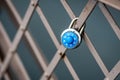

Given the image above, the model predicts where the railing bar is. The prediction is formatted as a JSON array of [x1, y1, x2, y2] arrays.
[[98, 3, 120, 40], [36, 6, 60, 49], [83, 33, 109, 76], [25, 32, 58, 80], [5, 0, 48, 72], [25, 32, 48, 70], [4, 0, 57, 79], [40, 45, 66, 80], [104, 60, 120, 80], [61, 0, 109, 76], [6, 0, 57, 80], [0, 22, 30, 80], [63, 56, 80, 80], [0, 58, 11, 80], [37, 5, 79, 80], [0, 0, 39, 78], [4, 0, 22, 24], [98, 0, 120, 11], [76, 0, 97, 30], [60, 0, 76, 19]]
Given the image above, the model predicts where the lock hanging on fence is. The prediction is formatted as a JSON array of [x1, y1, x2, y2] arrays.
[[61, 18, 85, 49]]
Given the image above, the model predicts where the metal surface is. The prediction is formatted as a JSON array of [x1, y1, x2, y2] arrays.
[[0, 58, 10, 80], [83, 33, 109, 76], [76, 0, 97, 30], [4, 1, 57, 79], [41, 0, 98, 79], [0, 0, 120, 80], [0, 22, 30, 80], [0, 0, 39, 78], [37, 6, 79, 80], [61, 0, 109, 77], [60, 0, 120, 79], [99, 0, 120, 11], [104, 61, 120, 80], [98, 3, 120, 40]]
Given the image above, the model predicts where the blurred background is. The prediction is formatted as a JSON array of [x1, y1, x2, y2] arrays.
[[0, 0, 120, 80]]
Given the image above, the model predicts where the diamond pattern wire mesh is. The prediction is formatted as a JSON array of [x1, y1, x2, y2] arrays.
[[0, 0, 120, 80]]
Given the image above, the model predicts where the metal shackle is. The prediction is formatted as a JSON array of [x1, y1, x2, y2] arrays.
[[61, 18, 85, 49]]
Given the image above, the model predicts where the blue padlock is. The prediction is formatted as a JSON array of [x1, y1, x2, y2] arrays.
[[61, 18, 84, 49]]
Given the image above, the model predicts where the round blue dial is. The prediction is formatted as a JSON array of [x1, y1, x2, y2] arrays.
[[61, 30, 80, 49]]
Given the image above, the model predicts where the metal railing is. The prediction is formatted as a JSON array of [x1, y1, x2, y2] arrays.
[[0, 0, 120, 80]]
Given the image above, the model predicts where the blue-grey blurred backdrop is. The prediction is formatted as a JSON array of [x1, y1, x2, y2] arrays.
[[0, 0, 120, 80]]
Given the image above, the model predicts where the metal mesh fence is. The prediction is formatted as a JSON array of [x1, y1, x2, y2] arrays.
[[0, 0, 120, 80]]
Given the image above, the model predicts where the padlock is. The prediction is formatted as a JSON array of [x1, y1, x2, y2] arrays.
[[61, 18, 85, 49]]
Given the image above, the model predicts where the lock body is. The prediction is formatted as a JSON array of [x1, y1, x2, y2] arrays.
[[61, 28, 81, 49], [61, 18, 84, 49]]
